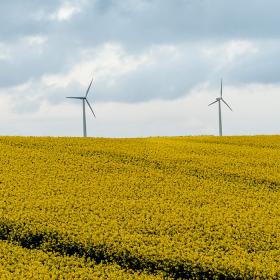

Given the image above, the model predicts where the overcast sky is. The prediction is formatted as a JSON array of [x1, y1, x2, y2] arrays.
[[0, 0, 279, 137]]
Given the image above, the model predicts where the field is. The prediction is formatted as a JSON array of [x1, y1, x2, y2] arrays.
[[0, 136, 279, 279]]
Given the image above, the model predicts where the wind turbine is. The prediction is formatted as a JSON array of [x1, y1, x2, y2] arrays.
[[66, 78, 96, 137], [208, 79, 232, 136]]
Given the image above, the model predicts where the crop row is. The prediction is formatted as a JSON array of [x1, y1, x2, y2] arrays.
[[0, 240, 163, 279]]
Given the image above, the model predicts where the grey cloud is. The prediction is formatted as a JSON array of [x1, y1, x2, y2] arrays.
[[1, 0, 280, 106], [92, 45, 212, 102], [0, 39, 74, 87], [10, 80, 83, 114], [3, 0, 280, 45], [69, 0, 280, 48], [0, 1, 60, 40], [217, 41, 280, 85]]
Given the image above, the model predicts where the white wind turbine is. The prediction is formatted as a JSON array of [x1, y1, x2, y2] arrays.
[[208, 79, 232, 136], [66, 78, 96, 137]]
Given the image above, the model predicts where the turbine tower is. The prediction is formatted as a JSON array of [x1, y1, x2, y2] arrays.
[[208, 79, 232, 136], [66, 78, 96, 137]]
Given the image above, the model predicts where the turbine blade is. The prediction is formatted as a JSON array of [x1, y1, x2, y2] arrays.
[[220, 78, 223, 97], [222, 98, 233, 111], [66, 96, 83, 99], [208, 100, 218, 106], [85, 78, 93, 98], [86, 99, 96, 118]]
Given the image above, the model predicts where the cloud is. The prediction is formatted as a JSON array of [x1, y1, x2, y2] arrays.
[[41, 43, 151, 88], [203, 40, 259, 67], [0, 43, 11, 60], [2, 38, 279, 109], [2, 0, 280, 43], [69, 0, 280, 48], [24, 35, 48, 46], [4, 42, 211, 106], [0, 0, 280, 136], [50, 1, 82, 21], [227, 40, 280, 84], [1, 1, 280, 91], [1, 83, 280, 137]]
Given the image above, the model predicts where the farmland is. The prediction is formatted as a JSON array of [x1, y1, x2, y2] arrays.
[[0, 136, 279, 279]]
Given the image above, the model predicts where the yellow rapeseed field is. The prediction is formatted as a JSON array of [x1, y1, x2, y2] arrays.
[[0, 240, 162, 279], [0, 136, 279, 279]]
